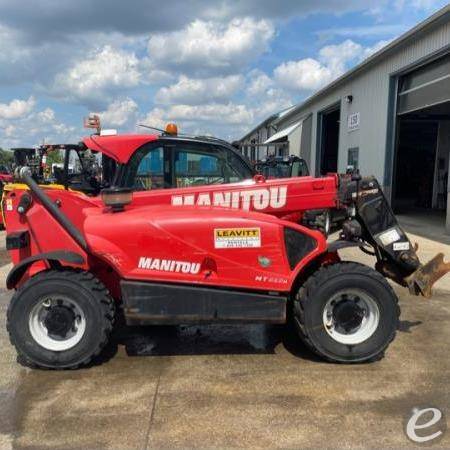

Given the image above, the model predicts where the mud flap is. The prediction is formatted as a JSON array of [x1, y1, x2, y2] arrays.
[[406, 253, 450, 298]]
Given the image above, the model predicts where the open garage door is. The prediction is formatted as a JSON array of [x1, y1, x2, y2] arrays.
[[398, 53, 450, 116], [393, 52, 450, 237], [317, 104, 340, 176]]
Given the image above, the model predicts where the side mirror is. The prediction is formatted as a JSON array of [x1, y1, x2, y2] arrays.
[[101, 187, 133, 212]]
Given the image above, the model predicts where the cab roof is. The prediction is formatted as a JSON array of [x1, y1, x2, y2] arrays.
[[83, 134, 159, 164], [82, 133, 243, 165]]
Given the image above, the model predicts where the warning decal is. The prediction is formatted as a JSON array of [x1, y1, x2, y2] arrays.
[[214, 227, 261, 249]]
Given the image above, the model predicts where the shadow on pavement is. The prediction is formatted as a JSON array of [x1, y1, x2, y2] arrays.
[[398, 320, 422, 333], [110, 322, 324, 363]]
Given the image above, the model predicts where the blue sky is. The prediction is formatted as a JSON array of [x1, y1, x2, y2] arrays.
[[0, 0, 448, 148]]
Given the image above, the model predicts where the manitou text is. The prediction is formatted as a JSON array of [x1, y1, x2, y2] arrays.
[[138, 257, 201, 274], [171, 186, 288, 210]]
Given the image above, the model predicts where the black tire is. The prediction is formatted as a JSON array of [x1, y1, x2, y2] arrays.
[[7, 269, 115, 369], [293, 262, 399, 363]]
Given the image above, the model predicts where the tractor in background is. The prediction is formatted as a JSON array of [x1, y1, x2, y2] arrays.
[[255, 155, 309, 179]]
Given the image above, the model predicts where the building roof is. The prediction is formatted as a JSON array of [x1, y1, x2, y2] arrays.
[[275, 4, 450, 126], [264, 120, 302, 144], [238, 105, 295, 142]]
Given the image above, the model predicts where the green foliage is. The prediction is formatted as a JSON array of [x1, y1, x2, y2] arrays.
[[0, 148, 14, 167], [45, 149, 63, 166]]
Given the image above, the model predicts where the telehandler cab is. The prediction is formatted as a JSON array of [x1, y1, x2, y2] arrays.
[[4, 123, 450, 369]]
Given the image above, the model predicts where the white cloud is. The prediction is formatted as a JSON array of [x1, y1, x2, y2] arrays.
[[96, 98, 139, 128], [247, 70, 274, 96], [274, 39, 388, 93], [155, 75, 244, 105], [318, 39, 363, 73], [0, 25, 35, 84], [147, 18, 275, 76], [0, 0, 397, 44], [53, 45, 141, 107], [0, 100, 77, 149], [4, 124, 15, 138], [0, 0, 427, 147], [244, 70, 293, 119], [252, 88, 293, 120], [141, 108, 169, 130], [144, 102, 254, 129], [143, 81, 293, 139], [0, 96, 35, 120], [274, 58, 334, 92], [37, 108, 56, 123], [139, 57, 176, 84]]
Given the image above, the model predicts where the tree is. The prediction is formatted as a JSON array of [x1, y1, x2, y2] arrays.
[[0, 148, 14, 167], [45, 149, 63, 166]]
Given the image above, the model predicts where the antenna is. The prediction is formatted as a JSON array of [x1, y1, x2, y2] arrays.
[[138, 124, 166, 133]]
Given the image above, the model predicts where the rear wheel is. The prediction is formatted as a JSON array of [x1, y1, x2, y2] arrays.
[[7, 269, 115, 369], [293, 262, 399, 363]]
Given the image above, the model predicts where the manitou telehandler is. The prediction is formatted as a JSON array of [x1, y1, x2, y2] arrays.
[[3, 123, 450, 369]]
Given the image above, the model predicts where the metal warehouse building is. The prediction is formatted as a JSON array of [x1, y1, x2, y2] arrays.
[[238, 5, 450, 232]]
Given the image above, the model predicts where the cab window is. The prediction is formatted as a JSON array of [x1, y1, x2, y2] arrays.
[[135, 147, 165, 190], [174, 147, 248, 187], [121, 143, 252, 190], [292, 159, 309, 177], [123, 146, 166, 190]]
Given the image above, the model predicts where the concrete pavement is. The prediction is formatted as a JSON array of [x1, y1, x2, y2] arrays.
[[0, 231, 449, 449]]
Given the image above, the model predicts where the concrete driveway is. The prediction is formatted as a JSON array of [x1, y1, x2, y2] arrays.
[[0, 231, 449, 449]]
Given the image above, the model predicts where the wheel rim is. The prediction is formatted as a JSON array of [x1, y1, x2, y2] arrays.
[[28, 296, 86, 351], [322, 289, 380, 345]]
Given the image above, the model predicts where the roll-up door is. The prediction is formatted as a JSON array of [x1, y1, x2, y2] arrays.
[[398, 53, 450, 115]]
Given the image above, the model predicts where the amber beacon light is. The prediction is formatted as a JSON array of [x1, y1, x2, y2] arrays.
[[165, 123, 178, 135]]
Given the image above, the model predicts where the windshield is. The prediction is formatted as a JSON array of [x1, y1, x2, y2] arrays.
[[121, 142, 254, 190], [263, 164, 291, 178], [259, 159, 309, 178]]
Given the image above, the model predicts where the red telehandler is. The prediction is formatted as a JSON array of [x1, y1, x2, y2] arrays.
[[3, 123, 450, 369]]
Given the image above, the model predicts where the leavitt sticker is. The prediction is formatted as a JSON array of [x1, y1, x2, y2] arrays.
[[214, 227, 261, 248]]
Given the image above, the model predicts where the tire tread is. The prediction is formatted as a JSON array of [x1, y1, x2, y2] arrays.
[[293, 262, 400, 363], [6, 268, 115, 370]]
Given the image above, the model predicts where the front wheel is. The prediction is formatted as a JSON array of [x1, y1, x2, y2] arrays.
[[7, 269, 115, 369], [293, 262, 399, 363]]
